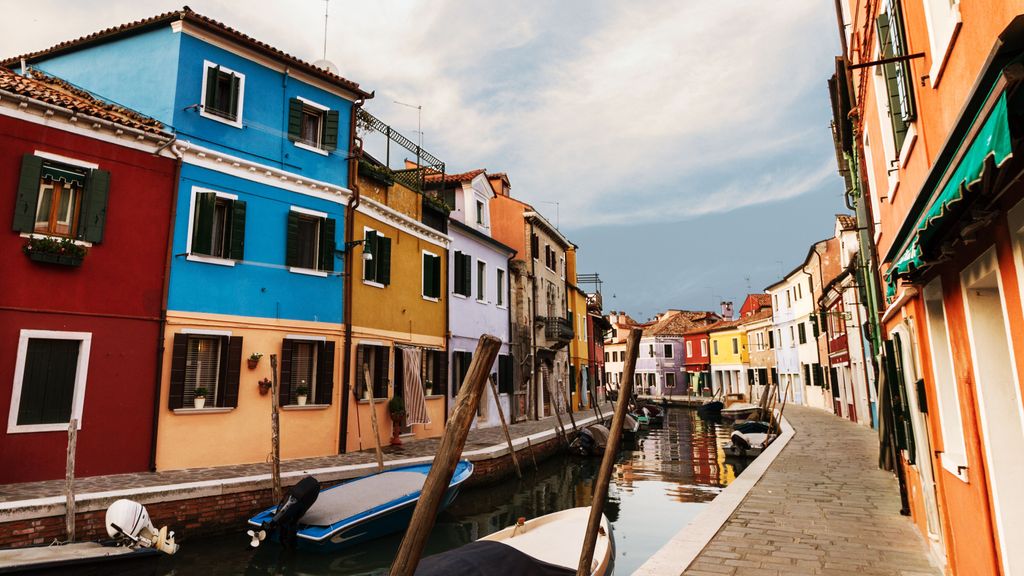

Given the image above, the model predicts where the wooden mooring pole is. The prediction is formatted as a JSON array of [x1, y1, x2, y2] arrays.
[[390, 335, 502, 576], [65, 418, 77, 542], [363, 366, 385, 472], [577, 328, 641, 576], [526, 437, 539, 470], [545, 377, 570, 445], [489, 375, 522, 479], [557, 378, 578, 433], [269, 355, 282, 502]]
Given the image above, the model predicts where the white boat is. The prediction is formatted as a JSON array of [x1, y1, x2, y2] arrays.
[[415, 507, 614, 575], [720, 402, 758, 420]]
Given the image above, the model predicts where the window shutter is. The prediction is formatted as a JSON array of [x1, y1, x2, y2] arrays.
[[375, 346, 389, 398], [228, 74, 240, 120], [279, 339, 294, 405], [319, 217, 336, 272], [363, 231, 378, 282], [431, 255, 441, 298], [229, 200, 246, 260], [317, 341, 335, 405], [13, 154, 43, 233], [192, 192, 216, 255], [222, 336, 243, 408], [768, 330, 775, 349], [811, 318, 820, 338], [462, 254, 472, 295], [324, 110, 340, 151], [204, 66, 219, 112], [286, 211, 300, 267], [439, 351, 449, 396], [78, 168, 111, 243], [452, 251, 462, 295], [422, 254, 433, 297], [531, 234, 538, 259], [168, 333, 189, 409], [379, 236, 392, 285], [287, 98, 303, 142]]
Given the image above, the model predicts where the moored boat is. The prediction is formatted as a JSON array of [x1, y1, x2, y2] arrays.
[[720, 402, 758, 420], [569, 424, 611, 456], [724, 420, 776, 456], [415, 507, 614, 576], [248, 461, 474, 552]]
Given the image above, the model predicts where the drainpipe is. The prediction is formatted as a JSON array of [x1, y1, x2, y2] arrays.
[[148, 138, 186, 471], [529, 219, 538, 420], [339, 94, 368, 454]]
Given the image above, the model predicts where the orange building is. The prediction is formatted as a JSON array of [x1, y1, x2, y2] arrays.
[[834, 2, 1024, 574]]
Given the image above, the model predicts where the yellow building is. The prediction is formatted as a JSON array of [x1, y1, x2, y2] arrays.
[[566, 247, 590, 411], [708, 320, 749, 398], [343, 160, 450, 452]]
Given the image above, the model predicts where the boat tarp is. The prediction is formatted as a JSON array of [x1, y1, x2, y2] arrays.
[[299, 471, 426, 526], [414, 541, 574, 576]]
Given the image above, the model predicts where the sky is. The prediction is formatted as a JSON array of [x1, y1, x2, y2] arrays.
[[0, 0, 848, 320]]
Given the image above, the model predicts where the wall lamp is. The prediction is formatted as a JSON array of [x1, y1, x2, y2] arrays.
[[337, 239, 372, 262]]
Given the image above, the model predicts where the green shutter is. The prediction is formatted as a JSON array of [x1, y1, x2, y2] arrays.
[[168, 333, 188, 410], [204, 65, 219, 113], [877, 11, 910, 151], [229, 200, 246, 260], [431, 255, 441, 298], [287, 98, 303, 142], [279, 338, 294, 405], [191, 192, 216, 255], [286, 211, 300, 267], [79, 168, 110, 243], [462, 253, 472, 295], [222, 336, 243, 408], [379, 235, 392, 286], [316, 341, 335, 405], [320, 217, 336, 272], [364, 230, 378, 282], [13, 154, 43, 232], [453, 252, 463, 295], [422, 253, 432, 297], [811, 317, 820, 338], [228, 74, 240, 120], [324, 110, 340, 151]]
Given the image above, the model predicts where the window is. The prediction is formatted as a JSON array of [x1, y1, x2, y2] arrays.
[[8, 330, 91, 433], [355, 344, 389, 399], [452, 251, 472, 296], [531, 234, 539, 259], [422, 349, 446, 395], [363, 229, 391, 285], [497, 354, 514, 395], [786, 290, 792, 308], [768, 330, 774, 349], [922, 0, 961, 84], [476, 200, 485, 225], [712, 340, 719, 356], [287, 208, 335, 273], [877, 1, 916, 152], [191, 190, 246, 261], [422, 251, 441, 300], [201, 61, 244, 126], [798, 323, 807, 344], [634, 373, 642, 388], [13, 155, 110, 243], [280, 338, 335, 405], [605, 352, 610, 362], [168, 332, 242, 410], [686, 341, 693, 358], [452, 351, 473, 393], [790, 326, 796, 346], [773, 294, 779, 309], [646, 373, 656, 389], [701, 340, 708, 356], [665, 372, 676, 388], [732, 338, 739, 354], [648, 344, 656, 357], [477, 260, 487, 301], [923, 279, 967, 473], [664, 344, 673, 358], [496, 269, 506, 306], [287, 97, 339, 152]]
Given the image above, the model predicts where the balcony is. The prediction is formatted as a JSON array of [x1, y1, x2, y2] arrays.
[[544, 317, 574, 342]]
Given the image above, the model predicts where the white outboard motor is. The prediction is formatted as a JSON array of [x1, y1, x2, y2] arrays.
[[105, 499, 179, 555]]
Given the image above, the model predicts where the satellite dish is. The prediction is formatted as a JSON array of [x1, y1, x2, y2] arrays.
[[312, 59, 340, 75]]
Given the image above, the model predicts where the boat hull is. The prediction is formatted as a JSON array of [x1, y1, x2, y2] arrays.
[[0, 543, 161, 576]]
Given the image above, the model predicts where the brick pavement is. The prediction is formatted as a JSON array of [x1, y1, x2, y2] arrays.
[[685, 406, 941, 576], [0, 404, 610, 503]]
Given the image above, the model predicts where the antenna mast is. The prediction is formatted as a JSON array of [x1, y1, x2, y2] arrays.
[[322, 0, 329, 60]]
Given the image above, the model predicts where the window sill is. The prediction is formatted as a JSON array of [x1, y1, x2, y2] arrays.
[[357, 398, 389, 405], [19, 232, 93, 248], [940, 454, 969, 483], [173, 407, 235, 415], [200, 108, 243, 129], [362, 279, 385, 289], [424, 394, 445, 400], [294, 141, 329, 156], [422, 295, 440, 303], [452, 293, 468, 299], [476, 299, 489, 305], [897, 124, 917, 172], [187, 254, 236, 267], [282, 404, 330, 411], [289, 266, 328, 277], [929, 14, 962, 89], [7, 421, 83, 434]]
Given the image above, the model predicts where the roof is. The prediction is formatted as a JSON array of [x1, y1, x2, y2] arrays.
[[3, 7, 371, 99], [746, 294, 772, 311], [738, 308, 774, 326], [423, 169, 486, 185], [643, 310, 719, 337], [0, 68, 166, 134], [704, 318, 746, 333], [836, 214, 857, 231], [449, 218, 515, 255]]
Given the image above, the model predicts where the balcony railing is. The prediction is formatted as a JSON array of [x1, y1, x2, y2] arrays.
[[356, 108, 444, 193], [544, 317, 574, 342]]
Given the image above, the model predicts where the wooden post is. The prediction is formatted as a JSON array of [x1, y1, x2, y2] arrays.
[[363, 366, 385, 472], [577, 328, 641, 576], [390, 335, 502, 576], [489, 376, 522, 479], [544, 376, 569, 445], [270, 355, 282, 503], [65, 418, 77, 542], [526, 437, 539, 470], [557, 379, 579, 433]]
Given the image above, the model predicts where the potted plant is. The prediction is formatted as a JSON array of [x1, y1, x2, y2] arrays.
[[295, 382, 309, 406], [247, 352, 262, 369], [22, 236, 88, 267], [424, 380, 433, 396], [258, 378, 272, 395], [193, 387, 208, 409], [388, 396, 407, 446]]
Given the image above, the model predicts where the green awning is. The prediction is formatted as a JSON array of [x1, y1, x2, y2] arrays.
[[887, 90, 1013, 288], [41, 163, 87, 186]]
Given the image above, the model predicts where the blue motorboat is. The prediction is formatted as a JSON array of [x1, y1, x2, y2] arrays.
[[247, 461, 474, 553]]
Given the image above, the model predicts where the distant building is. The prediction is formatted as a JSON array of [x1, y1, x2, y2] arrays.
[[636, 311, 720, 396]]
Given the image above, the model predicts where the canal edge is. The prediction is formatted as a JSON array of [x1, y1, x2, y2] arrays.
[[632, 416, 797, 576]]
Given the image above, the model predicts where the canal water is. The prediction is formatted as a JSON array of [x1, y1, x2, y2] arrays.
[[159, 407, 745, 575]]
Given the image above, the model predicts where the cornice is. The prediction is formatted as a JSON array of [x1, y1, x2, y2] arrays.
[[356, 196, 451, 248]]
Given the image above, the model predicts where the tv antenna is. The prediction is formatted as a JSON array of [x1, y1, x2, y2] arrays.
[[393, 100, 423, 151], [322, 0, 329, 61], [538, 201, 560, 229]]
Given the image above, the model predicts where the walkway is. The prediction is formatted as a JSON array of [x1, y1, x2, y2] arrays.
[[0, 404, 610, 503], [684, 406, 940, 576]]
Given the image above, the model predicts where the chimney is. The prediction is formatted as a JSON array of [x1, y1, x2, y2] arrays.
[[488, 174, 510, 197], [720, 301, 734, 320]]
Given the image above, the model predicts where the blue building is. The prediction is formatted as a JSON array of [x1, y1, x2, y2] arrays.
[[11, 8, 373, 469]]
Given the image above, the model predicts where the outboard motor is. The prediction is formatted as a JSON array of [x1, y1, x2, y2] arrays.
[[570, 427, 599, 456], [250, 476, 320, 549], [105, 499, 179, 555]]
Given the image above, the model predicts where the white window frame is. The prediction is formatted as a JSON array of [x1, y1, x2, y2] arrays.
[[185, 186, 238, 267], [421, 249, 440, 302], [292, 96, 330, 156], [922, 278, 968, 480], [496, 267, 507, 308], [288, 206, 329, 277], [199, 59, 245, 129], [700, 340, 707, 356], [476, 258, 488, 303], [362, 226, 386, 289], [664, 344, 673, 359], [8, 330, 92, 434], [686, 341, 693, 358], [922, 0, 961, 87]]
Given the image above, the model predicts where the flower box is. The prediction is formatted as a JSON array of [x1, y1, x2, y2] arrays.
[[26, 251, 83, 267], [23, 236, 87, 267]]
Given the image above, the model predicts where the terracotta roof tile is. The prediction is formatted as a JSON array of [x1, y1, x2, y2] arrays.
[[643, 310, 720, 336], [836, 214, 857, 230], [2, 7, 370, 99], [739, 308, 774, 325], [0, 68, 166, 134], [423, 168, 486, 184]]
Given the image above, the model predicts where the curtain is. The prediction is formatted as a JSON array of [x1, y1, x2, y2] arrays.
[[403, 348, 430, 425]]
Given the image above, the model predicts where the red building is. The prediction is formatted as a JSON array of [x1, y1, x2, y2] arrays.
[[587, 301, 611, 401], [682, 326, 712, 395], [0, 69, 176, 482]]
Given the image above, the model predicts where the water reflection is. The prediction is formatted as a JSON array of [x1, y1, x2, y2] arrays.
[[159, 408, 743, 575]]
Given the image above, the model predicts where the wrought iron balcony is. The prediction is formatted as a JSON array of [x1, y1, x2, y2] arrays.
[[544, 317, 574, 342], [356, 108, 444, 193]]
